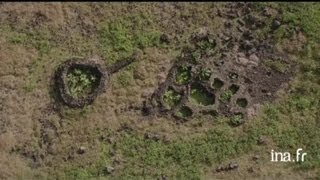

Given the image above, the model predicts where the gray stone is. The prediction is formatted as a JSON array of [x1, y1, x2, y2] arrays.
[[258, 136, 267, 145], [157, 73, 167, 85], [247, 107, 256, 119], [272, 20, 281, 29], [237, 26, 244, 32], [233, 45, 240, 51], [248, 48, 257, 54], [141, 88, 154, 98], [251, 24, 257, 30], [243, 40, 254, 50], [223, 35, 231, 41], [228, 162, 239, 170], [193, 27, 209, 40], [253, 155, 260, 161], [78, 146, 86, 154], [247, 104, 262, 119], [238, 52, 246, 58], [238, 57, 249, 65], [236, 11, 241, 17], [107, 137, 115, 144], [263, 8, 271, 17], [249, 54, 259, 63], [145, 132, 161, 141], [216, 165, 224, 172], [105, 166, 115, 174]]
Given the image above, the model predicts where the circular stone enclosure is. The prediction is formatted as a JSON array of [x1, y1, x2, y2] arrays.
[[55, 58, 108, 108]]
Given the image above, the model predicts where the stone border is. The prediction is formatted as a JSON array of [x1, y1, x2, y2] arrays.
[[54, 58, 108, 108]]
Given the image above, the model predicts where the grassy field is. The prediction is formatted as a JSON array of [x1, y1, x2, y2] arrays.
[[0, 2, 319, 180]]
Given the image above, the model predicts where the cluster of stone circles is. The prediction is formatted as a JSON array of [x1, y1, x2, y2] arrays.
[[53, 3, 294, 125], [144, 35, 252, 122], [143, 2, 295, 123], [54, 58, 108, 108]]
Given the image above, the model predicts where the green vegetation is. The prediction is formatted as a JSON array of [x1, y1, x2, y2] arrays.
[[63, 143, 112, 179], [229, 113, 244, 127], [112, 126, 253, 179], [0, 25, 57, 93], [190, 84, 215, 106], [67, 68, 99, 98], [236, 98, 248, 108], [176, 66, 192, 85], [255, 3, 320, 42], [98, 14, 161, 89], [99, 15, 161, 65], [264, 59, 290, 73], [199, 68, 211, 81], [117, 70, 134, 87], [196, 38, 216, 51], [202, 110, 218, 117], [163, 88, 182, 109], [176, 106, 193, 118], [280, 2, 320, 42], [8, 32, 28, 44], [58, 3, 320, 179], [212, 78, 224, 89], [191, 49, 202, 62], [219, 89, 233, 103]]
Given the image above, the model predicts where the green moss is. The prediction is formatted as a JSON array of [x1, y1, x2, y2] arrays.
[[212, 78, 224, 89], [229, 113, 244, 127], [191, 50, 202, 62], [98, 15, 160, 66], [199, 69, 211, 81], [236, 98, 248, 108], [190, 84, 215, 106], [176, 106, 193, 118], [219, 90, 233, 103], [8, 32, 28, 44], [163, 88, 182, 109], [264, 59, 289, 73], [196, 38, 216, 51], [176, 66, 191, 85], [67, 68, 99, 98]]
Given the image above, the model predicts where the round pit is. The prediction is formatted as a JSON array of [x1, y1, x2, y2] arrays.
[[55, 58, 108, 108]]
